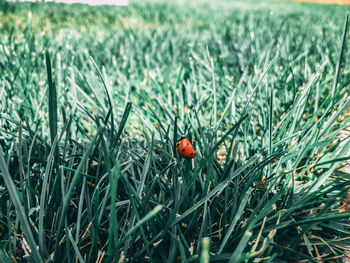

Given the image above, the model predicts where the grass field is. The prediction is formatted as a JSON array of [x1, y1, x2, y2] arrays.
[[1, 0, 350, 262]]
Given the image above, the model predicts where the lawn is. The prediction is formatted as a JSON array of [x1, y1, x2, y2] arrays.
[[0, 0, 350, 262]]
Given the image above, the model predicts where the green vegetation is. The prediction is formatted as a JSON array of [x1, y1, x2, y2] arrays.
[[0, 0, 350, 262]]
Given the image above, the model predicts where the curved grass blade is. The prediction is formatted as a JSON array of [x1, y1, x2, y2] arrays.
[[67, 228, 84, 263]]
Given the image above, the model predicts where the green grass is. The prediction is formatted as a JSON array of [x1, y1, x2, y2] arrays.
[[0, 0, 350, 262]]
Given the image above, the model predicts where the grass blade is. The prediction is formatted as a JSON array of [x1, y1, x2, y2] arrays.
[[218, 188, 252, 253], [229, 230, 252, 263], [331, 13, 348, 98], [53, 126, 104, 262], [200, 237, 210, 263], [0, 148, 43, 263], [45, 49, 58, 146]]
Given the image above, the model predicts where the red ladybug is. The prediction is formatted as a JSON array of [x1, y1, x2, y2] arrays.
[[176, 136, 195, 159]]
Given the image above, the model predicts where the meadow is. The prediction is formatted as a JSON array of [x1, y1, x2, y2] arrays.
[[1, 0, 350, 262]]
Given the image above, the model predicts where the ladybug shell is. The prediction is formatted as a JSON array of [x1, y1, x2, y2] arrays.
[[176, 138, 195, 159]]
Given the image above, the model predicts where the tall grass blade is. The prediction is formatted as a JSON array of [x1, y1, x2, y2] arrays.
[[45, 49, 58, 146], [0, 148, 44, 263], [53, 126, 104, 262], [331, 13, 348, 98]]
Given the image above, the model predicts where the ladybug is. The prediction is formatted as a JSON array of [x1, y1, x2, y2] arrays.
[[176, 135, 196, 159]]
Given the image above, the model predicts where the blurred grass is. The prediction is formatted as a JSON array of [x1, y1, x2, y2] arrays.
[[0, 0, 350, 262], [1, 0, 350, 33]]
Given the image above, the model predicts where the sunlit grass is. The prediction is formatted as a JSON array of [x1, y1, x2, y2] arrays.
[[0, 0, 350, 262]]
